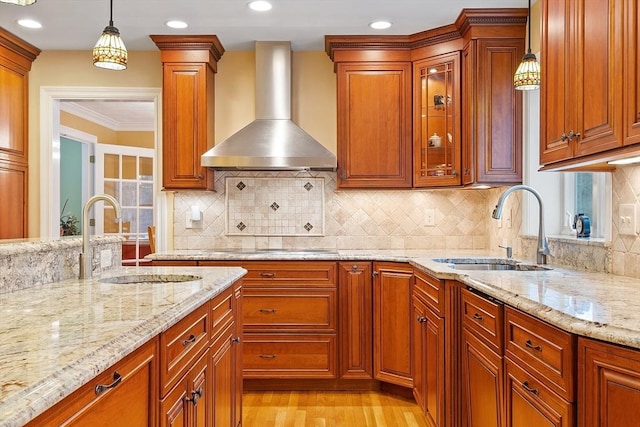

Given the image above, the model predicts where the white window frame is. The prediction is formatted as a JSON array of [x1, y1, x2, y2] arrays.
[[561, 172, 611, 239]]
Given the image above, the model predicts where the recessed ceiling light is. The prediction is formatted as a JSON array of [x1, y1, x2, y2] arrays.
[[248, 0, 272, 12], [166, 20, 188, 29], [17, 19, 41, 29], [369, 21, 392, 30]]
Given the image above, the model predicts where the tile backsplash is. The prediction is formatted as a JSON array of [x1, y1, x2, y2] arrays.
[[173, 171, 492, 251]]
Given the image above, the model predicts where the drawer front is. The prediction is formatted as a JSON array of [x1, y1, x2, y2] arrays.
[[505, 307, 575, 401], [235, 261, 337, 287], [461, 288, 503, 354], [160, 303, 210, 396], [413, 268, 444, 315], [243, 289, 337, 332], [243, 334, 337, 378], [210, 286, 234, 342]]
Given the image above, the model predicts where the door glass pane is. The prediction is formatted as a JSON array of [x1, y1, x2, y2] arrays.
[[104, 154, 120, 179], [121, 181, 137, 207], [139, 182, 153, 206], [122, 155, 137, 180], [139, 157, 153, 180], [104, 208, 118, 233], [139, 208, 153, 232], [121, 207, 137, 234], [104, 181, 120, 200]]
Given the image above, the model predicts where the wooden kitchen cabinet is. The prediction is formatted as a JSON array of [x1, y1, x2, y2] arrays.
[[461, 37, 524, 185], [540, 0, 625, 169], [373, 261, 414, 388], [413, 52, 462, 187], [460, 288, 504, 427], [27, 338, 158, 426], [150, 35, 224, 190], [332, 60, 413, 188], [578, 337, 640, 427], [338, 262, 374, 379], [0, 29, 40, 239]]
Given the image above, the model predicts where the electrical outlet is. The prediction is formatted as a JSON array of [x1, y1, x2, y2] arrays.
[[100, 249, 112, 268], [619, 203, 637, 236], [185, 212, 203, 229], [424, 208, 436, 227]]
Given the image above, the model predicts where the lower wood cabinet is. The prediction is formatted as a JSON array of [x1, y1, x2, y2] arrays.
[[26, 338, 158, 426], [374, 261, 414, 388], [578, 337, 640, 427]]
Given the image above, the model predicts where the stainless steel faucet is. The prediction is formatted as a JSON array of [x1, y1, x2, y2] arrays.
[[492, 185, 550, 265], [79, 194, 122, 279]]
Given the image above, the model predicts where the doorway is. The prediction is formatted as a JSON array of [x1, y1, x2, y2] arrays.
[[40, 86, 165, 253]]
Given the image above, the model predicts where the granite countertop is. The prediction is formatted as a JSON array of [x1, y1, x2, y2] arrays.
[[149, 249, 640, 351], [0, 265, 246, 427]]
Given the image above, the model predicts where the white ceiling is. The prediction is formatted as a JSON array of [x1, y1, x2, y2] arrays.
[[61, 100, 155, 131], [0, 0, 527, 52]]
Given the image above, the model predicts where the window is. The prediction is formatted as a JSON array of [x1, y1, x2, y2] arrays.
[[562, 172, 611, 239]]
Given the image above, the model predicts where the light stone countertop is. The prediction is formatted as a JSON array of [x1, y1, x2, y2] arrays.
[[0, 265, 246, 427], [149, 249, 640, 350]]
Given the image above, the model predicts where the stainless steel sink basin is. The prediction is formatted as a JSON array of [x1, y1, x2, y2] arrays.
[[99, 274, 202, 284], [433, 258, 552, 272]]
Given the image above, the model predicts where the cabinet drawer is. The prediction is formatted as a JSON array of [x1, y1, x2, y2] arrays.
[[461, 288, 503, 354], [243, 289, 336, 332], [505, 307, 575, 401], [210, 286, 234, 342], [160, 303, 210, 397], [243, 334, 337, 379], [414, 268, 444, 315], [237, 261, 337, 287]]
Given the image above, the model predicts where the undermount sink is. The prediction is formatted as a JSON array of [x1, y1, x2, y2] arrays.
[[433, 258, 552, 272], [99, 274, 203, 284]]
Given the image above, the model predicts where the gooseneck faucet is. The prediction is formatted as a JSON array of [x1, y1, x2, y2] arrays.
[[492, 185, 550, 265], [79, 194, 122, 279]]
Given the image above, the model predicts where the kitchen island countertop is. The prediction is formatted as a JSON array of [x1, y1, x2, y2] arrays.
[[0, 265, 246, 427]]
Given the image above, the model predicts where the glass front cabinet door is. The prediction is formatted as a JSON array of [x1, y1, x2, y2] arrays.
[[413, 52, 461, 187]]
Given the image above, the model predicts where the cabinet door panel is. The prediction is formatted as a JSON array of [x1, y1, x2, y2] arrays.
[[0, 64, 27, 160], [337, 63, 412, 188], [574, 0, 622, 157], [624, 0, 640, 145], [211, 330, 234, 427], [540, 0, 573, 164], [0, 161, 27, 239], [579, 338, 640, 427]]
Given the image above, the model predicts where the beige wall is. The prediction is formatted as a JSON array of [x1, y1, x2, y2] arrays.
[[26, 48, 337, 238], [60, 111, 154, 148]]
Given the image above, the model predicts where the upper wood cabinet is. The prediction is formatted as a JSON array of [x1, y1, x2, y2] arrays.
[[151, 35, 224, 190], [0, 28, 40, 239], [414, 52, 462, 187], [333, 59, 413, 188], [326, 9, 526, 188], [539, 0, 631, 169]]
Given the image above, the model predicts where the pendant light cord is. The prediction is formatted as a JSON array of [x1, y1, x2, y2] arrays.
[[527, 0, 532, 54], [109, 0, 114, 27]]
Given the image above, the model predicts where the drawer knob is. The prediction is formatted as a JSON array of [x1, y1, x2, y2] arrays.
[[521, 381, 539, 395], [185, 386, 203, 404], [351, 265, 359, 272], [525, 339, 542, 352], [417, 316, 427, 323], [231, 336, 241, 343], [260, 272, 276, 278], [259, 308, 277, 313], [95, 371, 122, 395], [259, 354, 277, 359], [473, 313, 484, 321], [182, 334, 197, 346]]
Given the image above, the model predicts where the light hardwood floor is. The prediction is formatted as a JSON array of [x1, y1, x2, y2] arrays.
[[242, 390, 430, 427]]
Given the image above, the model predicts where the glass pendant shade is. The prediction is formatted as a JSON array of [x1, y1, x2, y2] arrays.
[[92, 0, 127, 70], [0, 0, 37, 5], [514, 51, 540, 91]]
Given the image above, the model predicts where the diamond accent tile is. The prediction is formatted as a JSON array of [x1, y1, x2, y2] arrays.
[[271, 202, 280, 211], [236, 181, 246, 191], [236, 222, 246, 231], [304, 222, 314, 231], [304, 182, 314, 191]]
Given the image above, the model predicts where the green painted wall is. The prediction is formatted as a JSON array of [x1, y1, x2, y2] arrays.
[[60, 137, 83, 234]]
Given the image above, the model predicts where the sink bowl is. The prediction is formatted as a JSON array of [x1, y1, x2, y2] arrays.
[[99, 274, 202, 284], [433, 258, 552, 272]]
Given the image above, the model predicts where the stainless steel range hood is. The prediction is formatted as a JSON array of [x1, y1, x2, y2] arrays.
[[201, 41, 337, 171]]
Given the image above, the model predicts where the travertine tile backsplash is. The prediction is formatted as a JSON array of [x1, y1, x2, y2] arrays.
[[174, 171, 492, 251]]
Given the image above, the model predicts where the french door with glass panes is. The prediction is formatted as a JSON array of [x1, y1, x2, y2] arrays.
[[94, 144, 155, 266]]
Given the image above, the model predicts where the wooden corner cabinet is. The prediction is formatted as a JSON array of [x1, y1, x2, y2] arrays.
[[150, 35, 224, 190], [0, 28, 40, 239], [326, 9, 526, 189]]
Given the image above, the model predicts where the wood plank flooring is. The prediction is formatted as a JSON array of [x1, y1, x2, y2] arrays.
[[242, 390, 430, 427]]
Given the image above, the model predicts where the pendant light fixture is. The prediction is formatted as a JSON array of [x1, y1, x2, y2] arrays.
[[92, 0, 127, 70], [0, 0, 37, 5], [513, 0, 540, 90]]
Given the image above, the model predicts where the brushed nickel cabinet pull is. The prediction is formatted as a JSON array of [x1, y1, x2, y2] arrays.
[[259, 354, 276, 359], [185, 386, 203, 404], [259, 308, 277, 313], [521, 381, 539, 395], [473, 313, 483, 321], [525, 339, 542, 351], [182, 334, 197, 346], [95, 371, 122, 395], [231, 336, 241, 343], [417, 316, 427, 323], [259, 272, 276, 278]]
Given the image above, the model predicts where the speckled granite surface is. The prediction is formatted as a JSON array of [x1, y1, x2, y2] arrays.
[[0, 265, 246, 427]]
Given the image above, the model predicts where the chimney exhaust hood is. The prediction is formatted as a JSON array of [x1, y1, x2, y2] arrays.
[[201, 41, 337, 171]]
